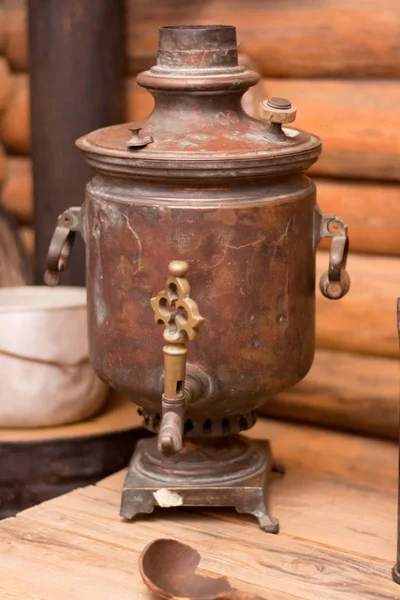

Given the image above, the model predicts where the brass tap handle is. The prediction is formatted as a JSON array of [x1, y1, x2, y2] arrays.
[[150, 260, 204, 461]]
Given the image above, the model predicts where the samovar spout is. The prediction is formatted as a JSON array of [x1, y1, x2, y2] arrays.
[[151, 261, 205, 463]]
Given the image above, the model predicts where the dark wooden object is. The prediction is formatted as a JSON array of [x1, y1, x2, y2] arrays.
[[0, 394, 149, 519], [27, 0, 124, 284]]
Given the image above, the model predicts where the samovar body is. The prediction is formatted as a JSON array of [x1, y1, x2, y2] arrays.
[[83, 174, 316, 427], [46, 25, 349, 531]]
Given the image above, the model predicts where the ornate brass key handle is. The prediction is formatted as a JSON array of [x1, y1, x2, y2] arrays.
[[151, 261, 204, 462]]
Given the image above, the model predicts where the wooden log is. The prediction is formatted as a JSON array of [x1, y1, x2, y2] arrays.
[[0, 203, 31, 285], [10, 76, 400, 182], [0, 142, 7, 188], [1, 156, 32, 223], [126, 77, 400, 182], [264, 78, 400, 181], [4, 0, 28, 72], [125, 0, 400, 79], [316, 178, 400, 256], [5, 167, 400, 256], [0, 56, 13, 113], [316, 251, 398, 359], [0, 73, 29, 154], [0, 392, 148, 518], [259, 350, 398, 440], [6, 0, 400, 78], [0, 2, 8, 54]]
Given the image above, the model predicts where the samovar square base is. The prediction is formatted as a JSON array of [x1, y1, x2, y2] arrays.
[[120, 436, 283, 534]]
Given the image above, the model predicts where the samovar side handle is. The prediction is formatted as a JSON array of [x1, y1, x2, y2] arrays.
[[44, 206, 82, 286], [151, 261, 205, 463], [315, 208, 351, 300]]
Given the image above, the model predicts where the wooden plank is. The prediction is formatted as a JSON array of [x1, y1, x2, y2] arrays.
[[0, 517, 153, 600], [0, 516, 291, 600], [316, 252, 399, 358], [125, 0, 400, 78], [14, 486, 396, 600], [261, 350, 399, 440], [15, 484, 398, 600], [126, 77, 400, 182], [2, 157, 32, 223], [316, 178, 400, 256]]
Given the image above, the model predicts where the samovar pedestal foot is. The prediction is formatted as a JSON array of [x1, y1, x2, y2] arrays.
[[120, 435, 282, 534]]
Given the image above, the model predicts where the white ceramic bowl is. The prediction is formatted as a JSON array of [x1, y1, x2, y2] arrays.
[[0, 286, 108, 427]]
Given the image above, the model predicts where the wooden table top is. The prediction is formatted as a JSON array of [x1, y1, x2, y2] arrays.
[[0, 416, 398, 600]]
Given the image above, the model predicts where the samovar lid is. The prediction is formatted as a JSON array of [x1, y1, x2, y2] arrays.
[[77, 25, 321, 180]]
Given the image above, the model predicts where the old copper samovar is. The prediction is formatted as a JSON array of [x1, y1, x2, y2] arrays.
[[46, 25, 350, 533]]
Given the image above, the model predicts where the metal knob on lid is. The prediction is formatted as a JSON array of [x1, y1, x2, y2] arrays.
[[260, 97, 297, 138]]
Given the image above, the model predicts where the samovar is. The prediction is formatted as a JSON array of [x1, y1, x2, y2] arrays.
[[45, 25, 350, 533]]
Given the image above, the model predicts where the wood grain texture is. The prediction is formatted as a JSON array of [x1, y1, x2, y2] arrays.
[[126, 77, 400, 182], [2, 163, 400, 257], [2, 157, 32, 223], [0, 2, 8, 54], [9, 75, 400, 182], [265, 78, 400, 181], [4, 417, 395, 599], [0, 203, 31, 285], [261, 349, 399, 440], [125, 0, 400, 78], [9, 0, 400, 78], [0, 141, 7, 188], [11, 490, 395, 600], [316, 178, 400, 256], [0, 57, 13, 112], [316, 251, 399, 358]]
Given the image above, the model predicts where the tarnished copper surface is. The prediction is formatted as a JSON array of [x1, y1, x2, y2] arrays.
[[46, 24, 350, 531]]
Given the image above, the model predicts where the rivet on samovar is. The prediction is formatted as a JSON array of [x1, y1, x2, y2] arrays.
[[45, 24, 350, 533]]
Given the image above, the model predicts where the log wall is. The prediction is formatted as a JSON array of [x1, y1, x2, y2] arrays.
[[0, 0, 398, 438]]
